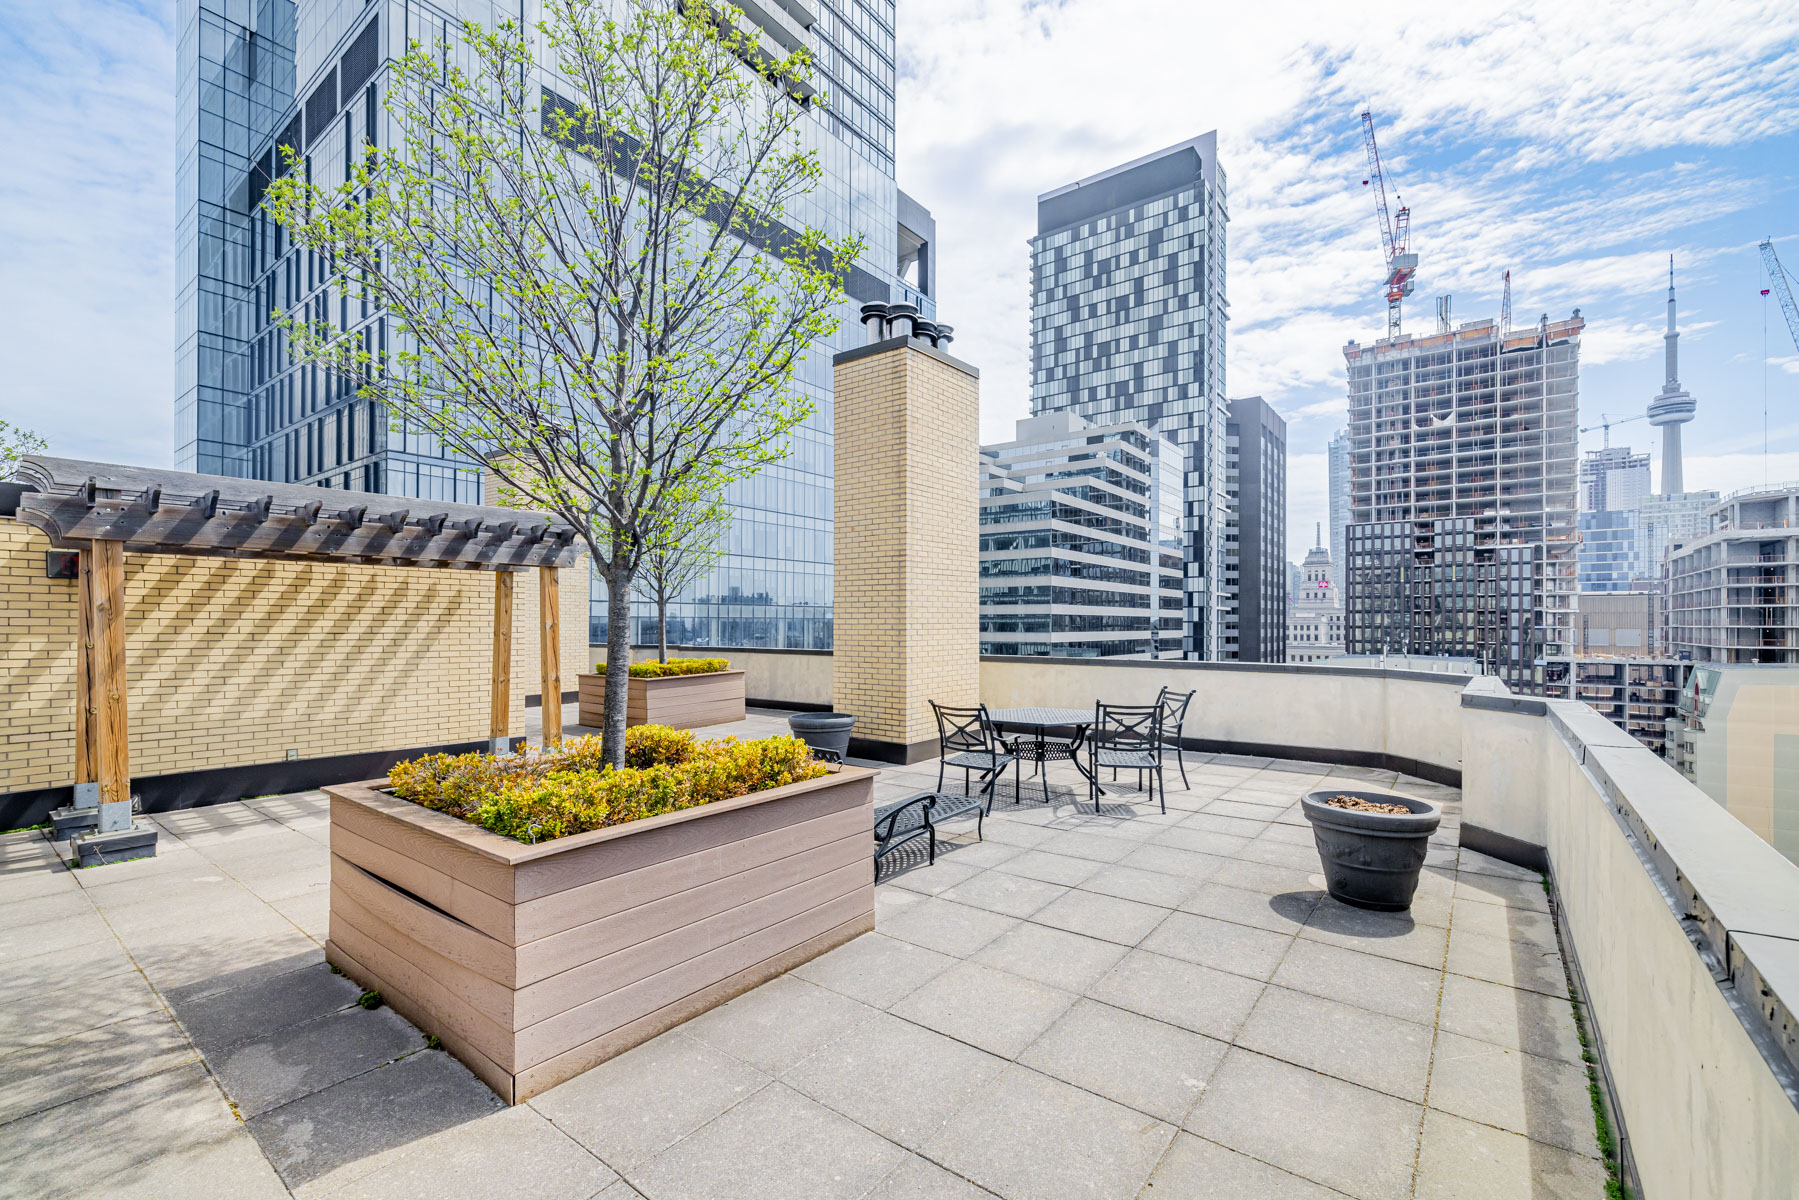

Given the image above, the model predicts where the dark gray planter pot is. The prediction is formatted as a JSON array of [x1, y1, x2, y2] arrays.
[[788, 712, 856, 760], [1301, 788, 1442, 912]]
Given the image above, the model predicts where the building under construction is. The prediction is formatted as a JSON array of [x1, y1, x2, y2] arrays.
[[1341, 314, 1583, 692]]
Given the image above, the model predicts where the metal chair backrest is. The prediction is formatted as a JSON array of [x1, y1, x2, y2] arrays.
[[1093, 701, 1162, 756], [1156, 687, 1195, 744], [931, 701, 998, 756]]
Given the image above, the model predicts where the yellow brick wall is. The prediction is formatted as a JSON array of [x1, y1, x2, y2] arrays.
[[0, 518, 588, 794], [832, 345, 980, 746]]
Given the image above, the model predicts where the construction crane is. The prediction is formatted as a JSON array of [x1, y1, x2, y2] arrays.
[[1360, 110, 1418, 339], [1579, 412, 1648, 449], [1761, 238, 1799, 356], [1500, 270, 1511, 335]]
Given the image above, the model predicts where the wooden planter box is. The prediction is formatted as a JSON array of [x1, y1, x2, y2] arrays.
[[577, 668, 746, 730], [323, 765, 876, 1103]]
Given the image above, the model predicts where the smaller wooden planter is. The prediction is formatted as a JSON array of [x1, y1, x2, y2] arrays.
[[324, 765, 875, 1103], [577, 668, 746, 730]]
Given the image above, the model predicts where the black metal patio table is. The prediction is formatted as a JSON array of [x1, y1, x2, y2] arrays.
[[987, 706, 1105, 799]]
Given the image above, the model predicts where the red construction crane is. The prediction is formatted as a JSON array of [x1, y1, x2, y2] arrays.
[[1360, 110, 1418, 339]]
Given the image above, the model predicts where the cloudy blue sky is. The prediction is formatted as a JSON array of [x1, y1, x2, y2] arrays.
[[2, 1, 1798, 565]]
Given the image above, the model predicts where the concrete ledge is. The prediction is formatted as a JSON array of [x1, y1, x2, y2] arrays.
[[1460, 822, 1549, 873], [1461, 691, 1549, 716]]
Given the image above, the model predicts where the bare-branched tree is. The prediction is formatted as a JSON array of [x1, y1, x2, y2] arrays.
[[632, 486, 733, 663], [0, 420, 47, 478], [264, 0, 854, 766]]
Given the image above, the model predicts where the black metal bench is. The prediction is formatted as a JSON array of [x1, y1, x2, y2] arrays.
[[874, 790, 985, 871]]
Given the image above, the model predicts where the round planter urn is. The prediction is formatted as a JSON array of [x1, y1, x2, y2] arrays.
[[787, 712, 856, 761], [1301, 788, 1442, 912]]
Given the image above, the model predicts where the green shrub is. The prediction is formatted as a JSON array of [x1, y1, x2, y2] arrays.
[[624, 657, 730, 679], [387, 728, 827, 844]]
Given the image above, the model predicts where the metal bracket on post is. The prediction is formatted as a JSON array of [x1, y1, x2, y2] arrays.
[[73, 781, 100, 810], [71, 795, 158, 868], [490, 737, 512, 756], [96, 800, 132, 833], [51, 782, 104, 840]]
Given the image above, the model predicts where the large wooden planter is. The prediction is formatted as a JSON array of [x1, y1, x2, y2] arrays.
[[577, 668, 746, 730], [323, 765, 876, 1103]]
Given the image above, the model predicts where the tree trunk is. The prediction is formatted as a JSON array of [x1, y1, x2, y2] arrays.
[[602, 567, 633, 769], [657, 593, 669, 664]]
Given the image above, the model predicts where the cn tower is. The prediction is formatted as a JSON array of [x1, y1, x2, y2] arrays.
[[1646, 257, 1696, 495]]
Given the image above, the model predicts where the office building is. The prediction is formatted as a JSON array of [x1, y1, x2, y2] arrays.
[[1578, 508, 1650, 592], [1328, 426, 1350, 590], [1288, 526, 1345, 664], [1575, 590, 1658, 656], [1666, 664, 1799, 865], [1222, 396, 1286, 662], [1667, 483, 1799, 665], [977, 412, 1184, 658], [1030, 133, 1229, 658], [1579, 446, 1650, 513], [1342, 315, 1583, 691], [174, 0, 933, 651], [1546, 655, 1688, 753]]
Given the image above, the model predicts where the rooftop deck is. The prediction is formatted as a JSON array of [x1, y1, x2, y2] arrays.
[[0, 710, 1607, 1199]]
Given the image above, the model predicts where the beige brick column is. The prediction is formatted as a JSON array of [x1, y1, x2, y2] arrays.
[[832, 334, 980, 761]]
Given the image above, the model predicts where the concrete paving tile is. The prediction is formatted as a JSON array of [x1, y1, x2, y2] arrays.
[[1271, 938, 1444, 1026], [1177, 811, 1269, 837], [0, 1009, 197, 1125], [1449, 896, 1559, 951], [271, 890, 330, 940], [1454, 871, 1551, 913], [791, 931, 958, 1009], [1455, 848, 1542, 882], [175, 959, 362, 1057], [0, 926, 133, 1002], [890, 961, 1076, 1059], [971, 922, 1129, 993], [1301, 899, 1450, 969], [875, 894, 1020, 958], [315, 1103, 617, 1200], [1034, 829, 1138, 864], [1425, 1032, 1601, 1159], [1088, 949, 1265, 1041], [1029, 888, 1169, 946], [1158, 826, 1252, 857], [1446, 927, 1569, 999], [1141, 1132, 1345, 1199], [929, 838, 1022, 869], [1186, 1049, 1422, 1200], [1140, 911, 1293, 980], [864, 1155, 996, 1199], [629, 1081, 905, 1200], [0, 908, 115, 965], [978, 820, 1060, 850], [1437, 972, 1582, 1065], [1019, 998, 1226, 1123], [1114, 843, 1226, 882], [683, 974, 877, 1075], [212, 1002, 426, 1118], [784, 1010, 1007, 1148], [1236, 985, 1435, 1102], [531, 1032, 769, 1170], [8, 887, 98, 926], [1077, 862, 1198, 908], [0, 966, 162, 1055], [989, 848, 1102, 887], [0, 855, 80, 901], [0, 1061, 286, 1200], [1178, 881, 1320, 934], [1256, 821, 1317, 846], [884, 858, 984, 898], [1210, 857, 1326, 897], [924, 1064, 1175, 1200], [135, 930, 323, 1005], [937, 868, 1068, 918], [1413, 1108, 1609, 1200], [248, 1044, 503, 1192], [1237, 837, 1329, 872]]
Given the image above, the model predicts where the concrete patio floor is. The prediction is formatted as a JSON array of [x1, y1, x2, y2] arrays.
[[1, 710, 1608, 1199]]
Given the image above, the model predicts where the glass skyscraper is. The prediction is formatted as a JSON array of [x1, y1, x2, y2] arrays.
[[174, 0, 933, 651], [1029, 134, 1229, 658]]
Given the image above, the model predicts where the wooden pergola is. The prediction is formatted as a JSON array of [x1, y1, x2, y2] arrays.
[[11, 456, 584, 861]]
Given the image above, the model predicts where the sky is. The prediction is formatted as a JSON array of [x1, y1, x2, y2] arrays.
[[2, 1, 1798, 567]]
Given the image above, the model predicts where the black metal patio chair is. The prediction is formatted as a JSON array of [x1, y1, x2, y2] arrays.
[[1086, 701, 1166, 814], [930, 702, 1018, 814], [1155, 686, 1196, 788]]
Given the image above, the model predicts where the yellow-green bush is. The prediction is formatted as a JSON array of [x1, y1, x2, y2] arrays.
[[622, 657, 730, 679], [386, 727, 826, 844]]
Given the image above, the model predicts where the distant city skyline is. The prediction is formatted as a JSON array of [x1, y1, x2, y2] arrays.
[[4, 2, 1799, 569]]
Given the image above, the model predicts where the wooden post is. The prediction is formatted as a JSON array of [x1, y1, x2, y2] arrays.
[[490, 571, 514, 751], [74, 549, 97, 793], [538, 565, 561, 747], [90, 540, 130, 809]]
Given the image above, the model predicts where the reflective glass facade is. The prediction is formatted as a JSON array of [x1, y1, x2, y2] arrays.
[[176, 0, 931, 652], [1029, 134, 1229, 658], [1577, 509, 1649, 592], [1223, 395, 1286, 662]]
